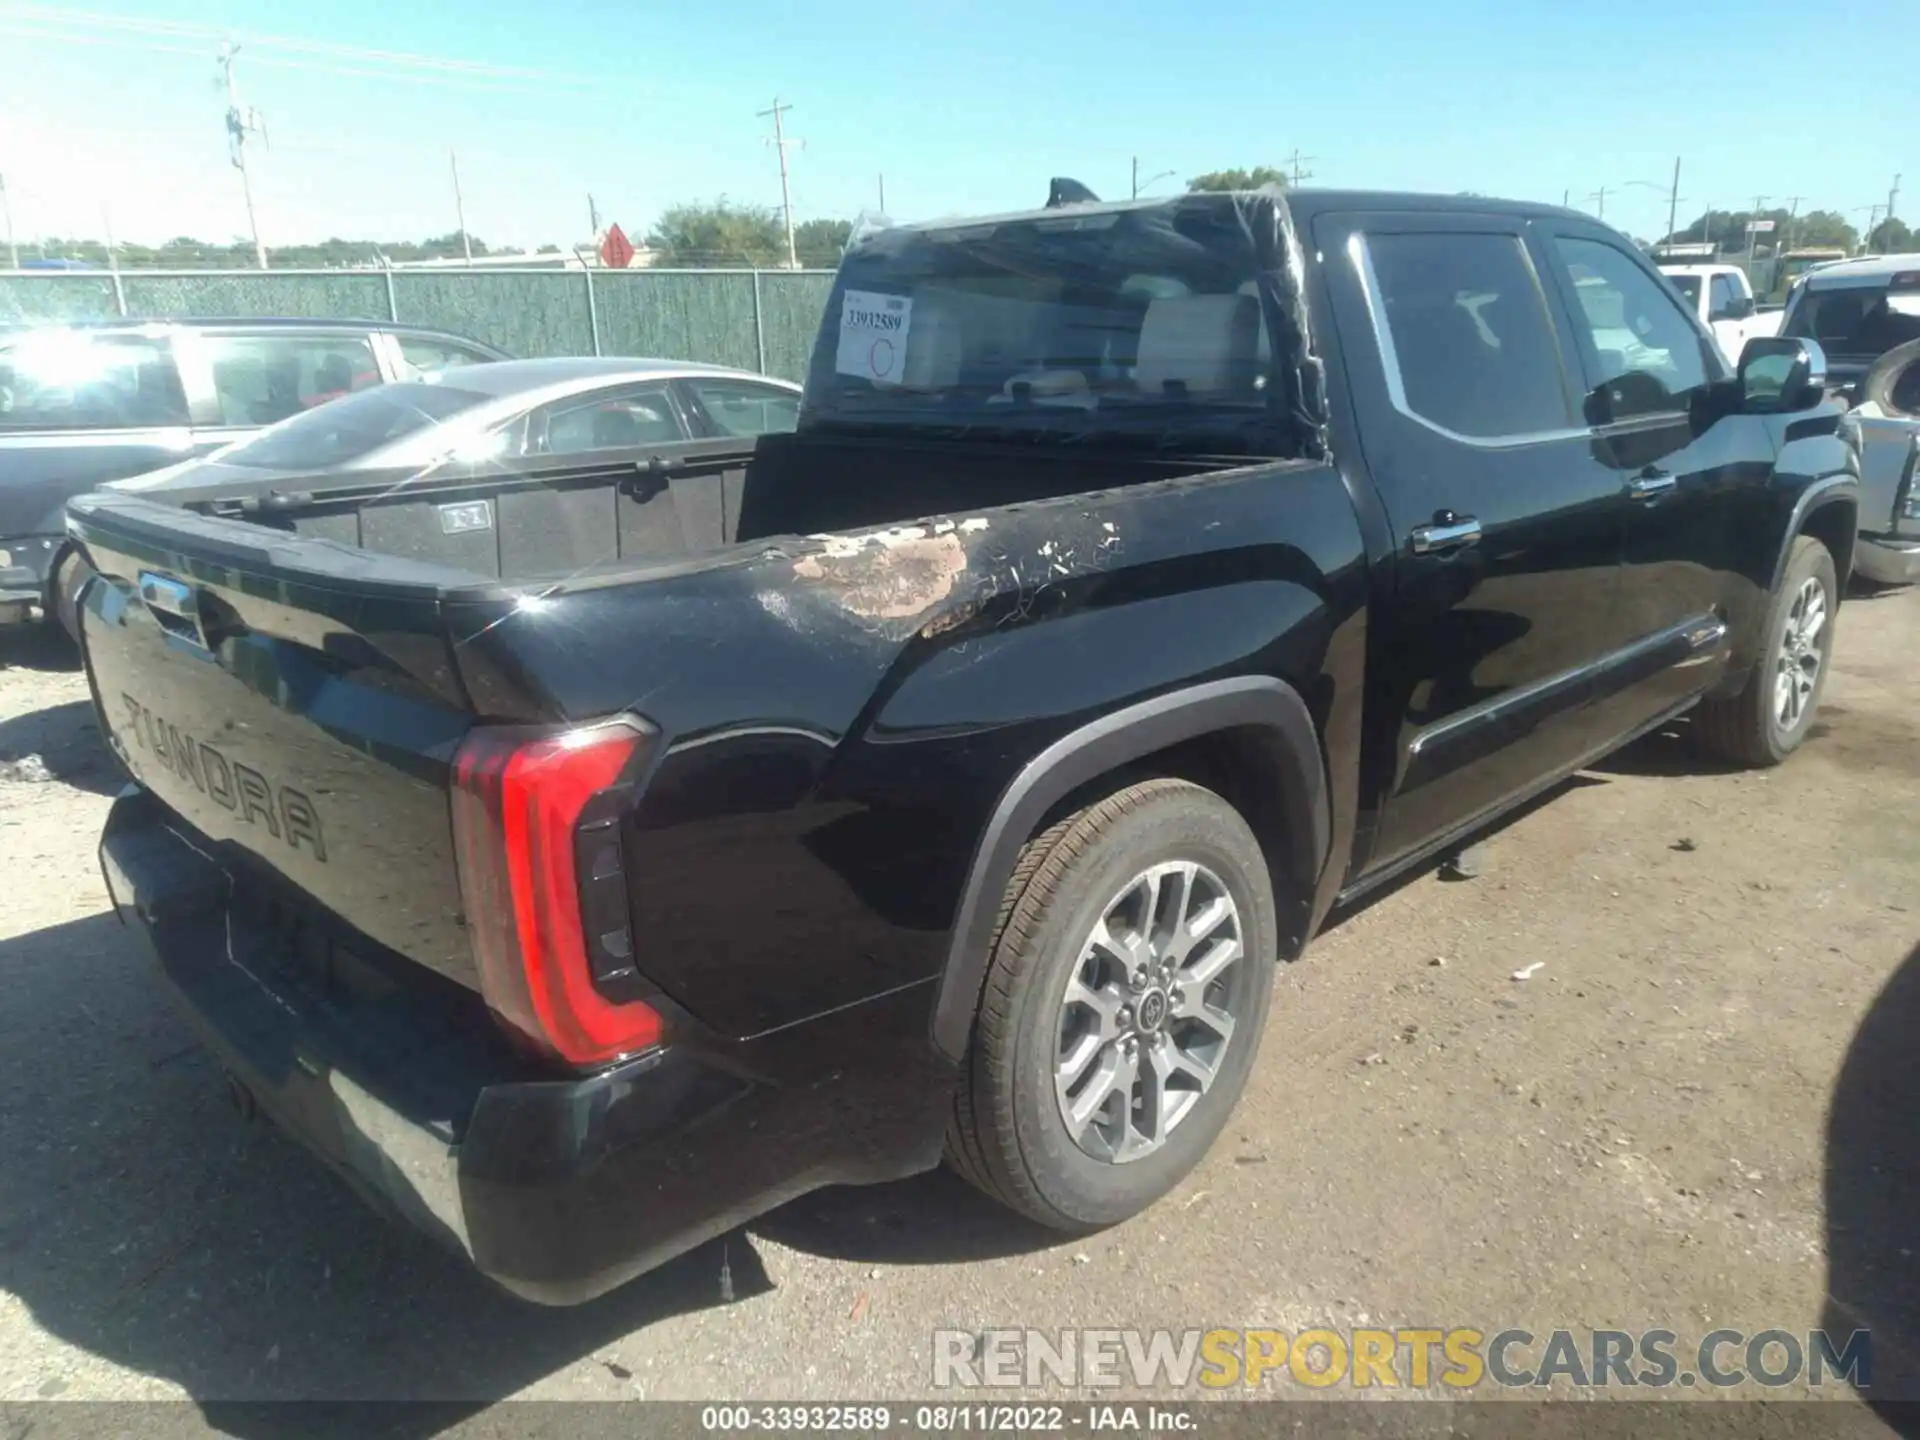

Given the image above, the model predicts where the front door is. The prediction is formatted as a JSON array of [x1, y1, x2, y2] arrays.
[[1534, 224, 1758, 741], [1317, 211, 1633, 871]]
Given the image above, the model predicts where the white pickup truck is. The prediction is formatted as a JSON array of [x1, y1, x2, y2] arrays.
[[1658, 263, 1784, 363]]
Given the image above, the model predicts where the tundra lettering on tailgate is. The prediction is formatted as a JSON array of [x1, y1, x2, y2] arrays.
[[118, 693, 327, 861]]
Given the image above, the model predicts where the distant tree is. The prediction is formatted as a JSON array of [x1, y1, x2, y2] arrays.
[[1869, 217, 1916, 254], [1793, 210, 1859, 251], [1186, 166, 1289, 193], [536, 244, 562, 255], [646, 200, 784, 267], [794, 217, 853, 268]]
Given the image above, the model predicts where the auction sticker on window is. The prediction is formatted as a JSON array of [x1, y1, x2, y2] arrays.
[[835, 290, 913, 385]]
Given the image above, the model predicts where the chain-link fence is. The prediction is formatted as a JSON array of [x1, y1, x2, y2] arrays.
[[0, 267, 838, 381]]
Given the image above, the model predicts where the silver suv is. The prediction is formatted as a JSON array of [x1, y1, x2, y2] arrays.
[[1778, 254, 1920, 586], [0, 318, 506, 631]]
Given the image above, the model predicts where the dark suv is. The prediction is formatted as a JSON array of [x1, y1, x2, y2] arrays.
[[0, 317, 506, 631]]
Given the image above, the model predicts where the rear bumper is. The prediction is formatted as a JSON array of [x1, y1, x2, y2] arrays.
[[0, 534, 57, 622], [101, 789, 949, 1304], [1855, 535, 1920, 586]]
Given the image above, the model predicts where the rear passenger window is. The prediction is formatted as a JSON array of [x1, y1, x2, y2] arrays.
[[397, 337, 492, 379], [1366, 232, 1571, 439], [534, 385, 684, 454], [0, 332, 187, 431], [204, 334, 382, 427], [685, 379, 800, 438]]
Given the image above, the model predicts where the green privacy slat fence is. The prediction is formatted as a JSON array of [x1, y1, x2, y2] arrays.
[[594, 270, 759, 371], [0, 274, 121, 322], [0, 267, 838, 380], [120, 272, 392, 320], [758, 272, 837, 382], [389, 271, 596, 358]]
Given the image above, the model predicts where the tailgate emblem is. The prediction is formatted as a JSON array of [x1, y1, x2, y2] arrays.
[[438, 500, 492, 535], [117, 693, 328, 862]]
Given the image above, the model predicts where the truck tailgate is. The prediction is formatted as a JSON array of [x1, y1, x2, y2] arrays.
[[72, 492, 483, 989]]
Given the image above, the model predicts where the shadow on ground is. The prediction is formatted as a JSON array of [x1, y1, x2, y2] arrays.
[[0, 909, 1050, 1434], [0, 698, 121, 795], [0, 624, 80, 674], [1826, 940, 1920, 1429]]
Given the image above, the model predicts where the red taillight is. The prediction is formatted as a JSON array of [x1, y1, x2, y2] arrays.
[[449, 718, 662, 1067]]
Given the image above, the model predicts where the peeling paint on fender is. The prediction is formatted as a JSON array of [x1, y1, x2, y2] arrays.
[[794, 529, 970, 622]]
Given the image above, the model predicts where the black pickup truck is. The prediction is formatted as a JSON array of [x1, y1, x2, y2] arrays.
[[68, 187, 1858, 1305]]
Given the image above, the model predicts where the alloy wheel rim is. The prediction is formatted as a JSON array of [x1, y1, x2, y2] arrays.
[[1774, 575, 1827, 732], [1053, 860, 1246, 1164]]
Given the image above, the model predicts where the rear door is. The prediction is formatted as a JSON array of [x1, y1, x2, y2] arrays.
[[177, 328, 385, 450], [1534, 223, 1754, 738], [1317, 210, 1633, 870]]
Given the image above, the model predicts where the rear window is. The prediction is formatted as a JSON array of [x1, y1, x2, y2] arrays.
[[1784, 279, 1920, 359], [1664, 273, 1703, 308], [805, 194, 1292, 454], [0, 330, 188, 431], [216, 382, 489, 470]]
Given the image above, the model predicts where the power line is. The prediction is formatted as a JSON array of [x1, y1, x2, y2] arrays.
[[1283, 148, 1317, 187], [0, 4, 596, 86], [0, 17, 597, 95]]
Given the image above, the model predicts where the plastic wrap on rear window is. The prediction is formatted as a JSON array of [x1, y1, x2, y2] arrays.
[[801, 187, 1322, 459]]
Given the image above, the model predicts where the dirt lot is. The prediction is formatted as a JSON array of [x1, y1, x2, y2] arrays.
[[1, 589, 1917, 1431]]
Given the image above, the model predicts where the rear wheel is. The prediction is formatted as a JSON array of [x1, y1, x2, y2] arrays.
[[50, 548, 91, 645], [944, 778, 1276, 1230], [1694, 535, 1837, 766]]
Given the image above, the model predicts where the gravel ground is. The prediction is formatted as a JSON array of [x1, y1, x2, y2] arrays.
[[1, 590, 1917, 1432]]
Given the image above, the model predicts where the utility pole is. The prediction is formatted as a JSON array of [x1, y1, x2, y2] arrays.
[[1886, 173, 1902, 252], [1588, 186, 1610, 220], [1130, 159, 1174, 199], [450, 150, 472, 263], [0, 173, 17, 270], [758, 97, 801, 270], [878, 173, 886, 214], [1283, 148, 1317, 187], [588, 193, 601, 238], [1746, 193, 1770, 266], [1562, 188, 1570, 207], [1666, 157, 1682, 246], [217, 43, 268, 270], [1782, 194, 1804, 251]]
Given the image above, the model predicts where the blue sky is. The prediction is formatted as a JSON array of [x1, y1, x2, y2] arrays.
[[0, 0, 1911, 252]]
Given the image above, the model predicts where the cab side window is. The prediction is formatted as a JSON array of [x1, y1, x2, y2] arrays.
[[1367, 231, 1572, 439], [1708, 273, 1741, 321], [1552, 238, 1712, 422]]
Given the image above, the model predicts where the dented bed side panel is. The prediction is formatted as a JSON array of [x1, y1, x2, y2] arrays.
[[446, 459, 1368, 1040]]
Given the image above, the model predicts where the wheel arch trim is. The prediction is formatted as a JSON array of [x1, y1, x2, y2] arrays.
[[929, 675, 1329, 1064], [1771, 474, 1858, 593]]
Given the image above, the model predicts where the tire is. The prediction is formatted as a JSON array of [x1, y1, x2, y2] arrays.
[[50, 548, 90, 646], [1863, 339, 1920, 419], [944, 777, 1277, 1230], [1694, 535, 1837, 766]]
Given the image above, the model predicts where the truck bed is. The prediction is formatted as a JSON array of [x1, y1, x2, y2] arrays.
[[134, 430, 1228, 584]]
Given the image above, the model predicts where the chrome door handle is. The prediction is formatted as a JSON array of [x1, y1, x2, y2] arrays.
[[1627, 470, 1677, 501], [1409, 517, 1482, 554]]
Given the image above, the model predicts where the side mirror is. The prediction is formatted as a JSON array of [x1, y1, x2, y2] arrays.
[[1739, 335, 1827, 412], [1728, 294, 1756, 321]]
